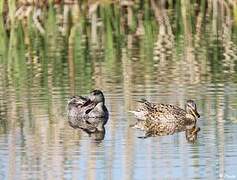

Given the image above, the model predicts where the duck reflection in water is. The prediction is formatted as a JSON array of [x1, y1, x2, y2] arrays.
[[67, 90, 109, 141], [130, 99, 201, 143], [68, 116, 106, 141], [185, 126, 201, 143]]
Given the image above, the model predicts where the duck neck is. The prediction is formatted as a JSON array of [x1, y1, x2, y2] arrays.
[[185, 113, 196, 121], [95, 102, 104, 109]]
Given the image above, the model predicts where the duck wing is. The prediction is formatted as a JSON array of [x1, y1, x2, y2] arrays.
[[150, 104, 187, 123], [145, 104, 194, 134], [72, 95, 96, 114], [137, 100, 186, 122], [130, 99, 157, 120], [69, 95, 88, 106]]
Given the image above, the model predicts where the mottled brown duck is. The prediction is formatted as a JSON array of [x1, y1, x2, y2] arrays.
[[130, 99, 200, 141], [67, 90, 109, 133]]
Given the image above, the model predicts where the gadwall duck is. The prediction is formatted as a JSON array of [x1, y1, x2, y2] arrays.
[[130, 99, 200, 141], [67, 89, 109, 119]]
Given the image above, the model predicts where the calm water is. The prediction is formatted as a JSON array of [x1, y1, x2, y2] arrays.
[[1, 1, 237, 179]]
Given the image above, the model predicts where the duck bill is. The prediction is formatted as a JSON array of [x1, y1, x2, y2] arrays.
[[192, 109, 200, 118], [81, 99, 93, 107], [195, 111, 200, 118]]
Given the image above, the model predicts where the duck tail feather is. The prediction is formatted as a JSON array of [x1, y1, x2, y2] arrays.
[[136, 98, 147, 103], [128, 110, 147, 120]]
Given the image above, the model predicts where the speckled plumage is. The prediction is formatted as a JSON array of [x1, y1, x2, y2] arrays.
[[67, 90, 109, 119], [67, 90, 109, 133], [130, 99, 200, 141]]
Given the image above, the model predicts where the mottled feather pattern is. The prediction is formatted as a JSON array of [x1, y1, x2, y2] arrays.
[[67, 90, 109, 133], [131, 99, 200, 139]]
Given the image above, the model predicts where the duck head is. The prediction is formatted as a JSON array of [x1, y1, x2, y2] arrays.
[[88, 90, 105, 105], [185, 100, 200, 118]]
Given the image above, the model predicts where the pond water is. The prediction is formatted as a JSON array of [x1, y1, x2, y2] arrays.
[[0, 1, 237, 179]]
